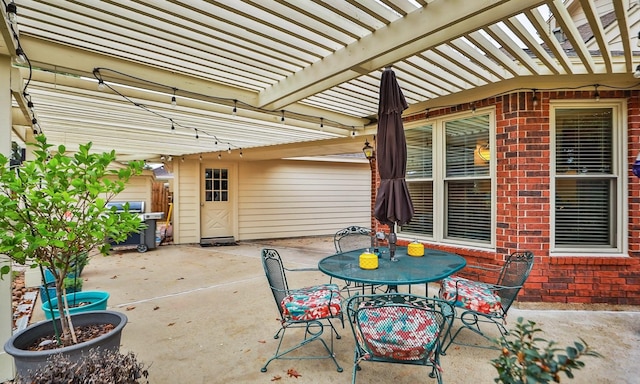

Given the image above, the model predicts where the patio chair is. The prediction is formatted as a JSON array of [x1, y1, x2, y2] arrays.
[[333, 226, 379, 295], [260, 248, 344, 373], [346, 293, 454, 384], [334, 225, 374, 253], [439, 250, 535, 352]]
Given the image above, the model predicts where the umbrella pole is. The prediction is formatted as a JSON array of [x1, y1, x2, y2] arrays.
[[389, 226, 398, 262]]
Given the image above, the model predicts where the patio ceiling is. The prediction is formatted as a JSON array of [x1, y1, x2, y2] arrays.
[[2, 0, 639, 161]]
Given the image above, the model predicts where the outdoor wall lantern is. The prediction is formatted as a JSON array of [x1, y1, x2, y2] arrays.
[[633, 152, 640, 178], [363, 140, 374, 161]]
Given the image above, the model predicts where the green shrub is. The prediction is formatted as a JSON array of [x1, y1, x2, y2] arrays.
[[492, 317, 601, 383]]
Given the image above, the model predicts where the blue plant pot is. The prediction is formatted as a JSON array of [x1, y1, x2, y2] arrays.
[[41, 291, 110, 320], [39, 285, 81, 303]]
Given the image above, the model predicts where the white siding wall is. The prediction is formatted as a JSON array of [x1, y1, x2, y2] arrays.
[[237, 159, 371, 240], [174, 159, 200, 244], [112, 172, 154, 209]]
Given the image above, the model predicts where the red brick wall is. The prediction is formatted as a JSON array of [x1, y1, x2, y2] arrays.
[[371, 90, 640, 305]]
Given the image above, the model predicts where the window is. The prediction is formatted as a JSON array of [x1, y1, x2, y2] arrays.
[[204, 168, 228, 202], [403, 112, 493, 246], [552, 104, 624, 252]]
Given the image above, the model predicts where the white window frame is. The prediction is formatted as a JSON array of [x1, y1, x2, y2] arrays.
[[402, 107, 496, 250], [549, 100, 628, 256]]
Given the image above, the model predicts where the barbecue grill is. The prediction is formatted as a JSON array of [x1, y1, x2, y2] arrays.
[[105, 201, 164, 252]]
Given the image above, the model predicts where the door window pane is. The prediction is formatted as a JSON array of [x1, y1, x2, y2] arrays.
[[204, 168, 229, 202]]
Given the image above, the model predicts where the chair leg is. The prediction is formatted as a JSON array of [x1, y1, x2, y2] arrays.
[[260, 320, 343, 373], [442, 310, 507, 353]]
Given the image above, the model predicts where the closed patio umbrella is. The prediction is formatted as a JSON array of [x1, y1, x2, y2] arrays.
[[373, 67, 414, 261]]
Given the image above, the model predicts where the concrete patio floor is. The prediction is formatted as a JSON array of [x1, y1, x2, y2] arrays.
[[28, 236, 640, 383]]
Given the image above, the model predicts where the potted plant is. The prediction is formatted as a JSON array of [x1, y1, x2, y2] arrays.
[[14, 348, 149, 383], [492, 317, 602, 383], [0, 135, 144, 375]]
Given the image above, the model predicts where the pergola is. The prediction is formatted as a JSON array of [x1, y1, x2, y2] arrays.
[[1, 0, 638, 162]]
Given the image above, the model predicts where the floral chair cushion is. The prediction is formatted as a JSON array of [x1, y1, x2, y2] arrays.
[[281, 284, 341, 321], [355, 306, 439, 361], [439, 276, 503, 315]]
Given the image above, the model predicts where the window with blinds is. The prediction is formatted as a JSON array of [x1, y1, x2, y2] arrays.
[[403, 124, 433, 236], [444, 115, 491, 242], [554, 108, 616, 248], [401, 113, 492, 244]]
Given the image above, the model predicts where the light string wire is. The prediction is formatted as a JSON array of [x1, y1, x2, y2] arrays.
[[92, 68, 241, 155], [92, 66, 367, 131], [3, 0, 41, 135]]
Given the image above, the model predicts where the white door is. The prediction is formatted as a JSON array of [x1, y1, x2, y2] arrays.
[[200, 164, 235, 239]]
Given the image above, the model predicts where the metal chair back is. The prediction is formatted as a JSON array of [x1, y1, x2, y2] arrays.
[[261, 248, 289, 319], [334, 225, 373, 253], [346, 293, 454, 384], [495, 251, 535, 314]]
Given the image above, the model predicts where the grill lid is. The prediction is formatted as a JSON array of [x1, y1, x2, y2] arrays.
[[106, 201, 145, 213]]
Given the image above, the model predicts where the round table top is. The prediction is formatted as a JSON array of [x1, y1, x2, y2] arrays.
[[318, 246, 467, 286]]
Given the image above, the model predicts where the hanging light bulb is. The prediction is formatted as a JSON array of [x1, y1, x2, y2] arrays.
[[280, 110, 285, 125], [195, 129, 199, 139], [532, 89, 538, 108], [199, 154, 203, 162], [6, 2, 17, 26], [425, 108, 430, 120], [218, 153, 222, 160], [13, 48, 26, 65], [232, 100, 237, 117], [239, 149, 243, 158], [171, 122, 175, 133], [97, 79, 106, 91], [351, 127, 356, 138], [320, 117, 324, 129], [170, 88, 177, 108], [471, 102, 476, 114], [228, 147, 231, 154], [594, 84, 600, 102], [634, 65, 640, 79]]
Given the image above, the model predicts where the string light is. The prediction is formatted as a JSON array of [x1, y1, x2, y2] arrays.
[[97, 79, 106, 91], [13, 48, 26, 65], [171, 88, 177, 108], [280, 110, 285, 124], [320, 117, 324, 128], [594, 84, 600, 101], [239, 149, 243, 158], [634, 65, 640, 79], [199, 154, 202, 162], [228, 147, 231, 154], [218, 153, 222, 159], [232, 99, 237, 117], [471, 102, 476, 114], [6, 2, 17, 25], [195, 129, 199, 139], [532, 89, 538, 107], [351, 127, 356, 138]]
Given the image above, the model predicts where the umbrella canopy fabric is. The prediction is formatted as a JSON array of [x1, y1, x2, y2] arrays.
[[373, 68, 414, 227]]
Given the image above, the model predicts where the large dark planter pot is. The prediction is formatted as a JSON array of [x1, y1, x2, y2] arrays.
[[4, 310, 127, 380], [41, 290, 110, 320]]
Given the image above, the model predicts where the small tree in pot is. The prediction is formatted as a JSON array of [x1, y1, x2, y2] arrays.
[[0, 134, 144, 346]]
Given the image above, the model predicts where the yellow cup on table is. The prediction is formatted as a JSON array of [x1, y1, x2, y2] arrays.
[[408, 241, 425, 257], [359, 250, 378, 269]]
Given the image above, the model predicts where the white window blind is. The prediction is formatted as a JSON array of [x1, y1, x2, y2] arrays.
[[403, 125, 433, 236], [554, 108, 615, 247], [445, 115, 491, 243]]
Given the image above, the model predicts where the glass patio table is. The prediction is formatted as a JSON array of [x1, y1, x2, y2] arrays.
[[318, 246, 467, 292]]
